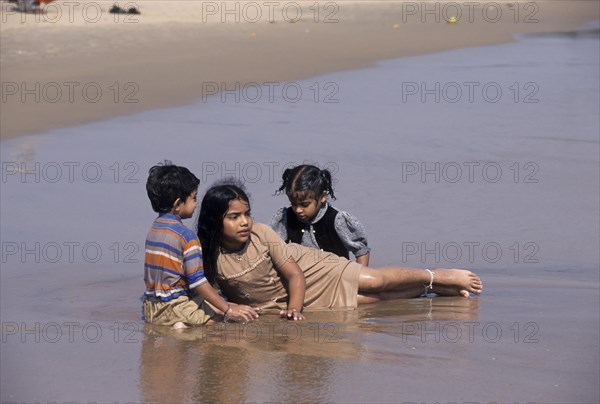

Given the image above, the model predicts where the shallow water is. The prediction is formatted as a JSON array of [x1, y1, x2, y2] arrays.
[[1, 26, 599, 403]]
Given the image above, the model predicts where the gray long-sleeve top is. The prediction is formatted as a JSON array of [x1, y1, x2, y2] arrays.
[[270, 203, 370, 258]]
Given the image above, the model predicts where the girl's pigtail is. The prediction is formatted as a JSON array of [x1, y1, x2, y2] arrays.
[[275, 168, 293, 195], [320, 169, 336, 200]]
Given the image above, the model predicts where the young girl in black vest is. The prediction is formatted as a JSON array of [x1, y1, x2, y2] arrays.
[[270, 164, 371, 266]]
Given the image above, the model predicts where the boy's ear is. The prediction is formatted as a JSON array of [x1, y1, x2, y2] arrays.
[[172, 198, 183, 212]]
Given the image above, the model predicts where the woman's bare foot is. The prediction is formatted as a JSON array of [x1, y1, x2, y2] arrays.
[[172, 321, 188, 330], [432, 269, 483, 294]]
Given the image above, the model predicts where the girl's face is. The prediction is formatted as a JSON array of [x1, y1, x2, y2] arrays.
[[221, 198, 253, 250], [289, 192, 327, 223]]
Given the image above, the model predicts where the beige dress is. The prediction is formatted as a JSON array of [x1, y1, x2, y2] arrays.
[[216, 223, 361, 311]]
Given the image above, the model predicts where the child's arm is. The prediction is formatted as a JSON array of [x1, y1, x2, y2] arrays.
[[335, 210, 371, 265], [193, 283, 260, 322], [260, 223, 306, 320], [356, 252, 370, 266], [274, 258, 306, 321]]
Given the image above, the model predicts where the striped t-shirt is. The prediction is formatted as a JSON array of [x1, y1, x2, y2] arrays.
[[144, 213, 207, 302]]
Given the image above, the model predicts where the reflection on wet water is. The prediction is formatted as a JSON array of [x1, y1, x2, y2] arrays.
[[140, 297, 480, 403]]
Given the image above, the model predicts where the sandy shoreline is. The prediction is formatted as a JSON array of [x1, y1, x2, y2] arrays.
[[1, 0, 598, 139]]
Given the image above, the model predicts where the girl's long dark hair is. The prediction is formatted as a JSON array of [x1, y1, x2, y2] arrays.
[[197, 182, 250, 285]]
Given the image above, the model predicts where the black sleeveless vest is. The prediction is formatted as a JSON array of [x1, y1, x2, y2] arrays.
[[285, 206, 350, 259]]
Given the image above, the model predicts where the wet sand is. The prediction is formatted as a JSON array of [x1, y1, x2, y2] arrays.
[[1, 0, 599, 139], [2, 284, 598, 403]]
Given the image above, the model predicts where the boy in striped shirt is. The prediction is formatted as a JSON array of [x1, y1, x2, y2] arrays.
[[143, 161, 260, 328]]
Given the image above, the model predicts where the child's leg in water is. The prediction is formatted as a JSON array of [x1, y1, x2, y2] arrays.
[[357, 288, 422, 304], [357, 267, 483, 299], [357, 286, 471, 304], [172, 317, 220, 329]]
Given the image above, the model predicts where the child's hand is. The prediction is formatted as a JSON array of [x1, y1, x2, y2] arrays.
[[226, 304, 260, 323], [280, 307, 305, 321]]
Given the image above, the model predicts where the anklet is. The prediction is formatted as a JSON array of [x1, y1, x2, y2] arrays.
[[424, 268, 434, 294]]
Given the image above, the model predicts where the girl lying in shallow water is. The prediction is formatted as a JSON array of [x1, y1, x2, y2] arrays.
[[197, 182, 483, 321]]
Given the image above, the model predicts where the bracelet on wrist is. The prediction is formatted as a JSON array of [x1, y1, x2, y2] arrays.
[[224, 304, 232, 322]]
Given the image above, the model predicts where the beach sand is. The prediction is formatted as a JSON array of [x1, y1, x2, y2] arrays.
[[1, 0, 599, 139]]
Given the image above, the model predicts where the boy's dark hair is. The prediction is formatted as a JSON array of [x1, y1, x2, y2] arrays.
[[275, 164, 336, 201], [146, 160, 200, 213]]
